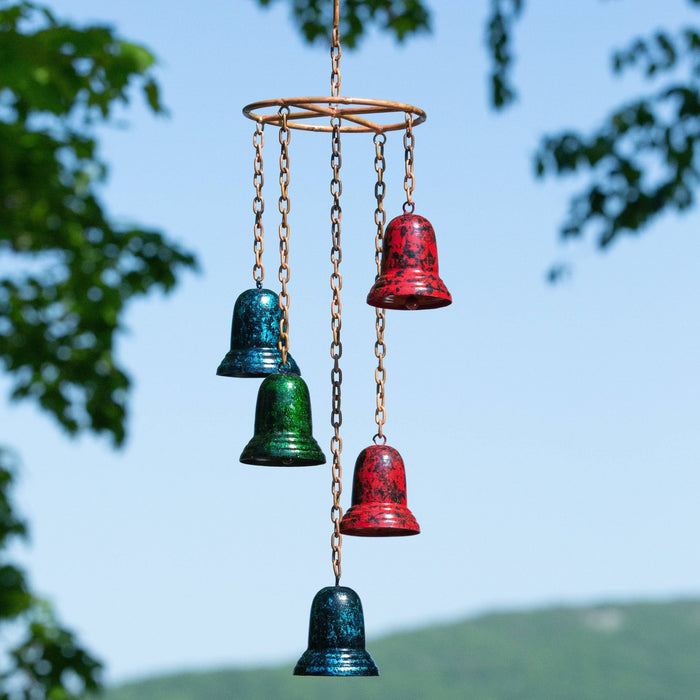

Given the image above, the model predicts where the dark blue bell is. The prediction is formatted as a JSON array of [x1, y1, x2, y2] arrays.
[[294, 586, 379, 676], [217, 288, 300, 377]]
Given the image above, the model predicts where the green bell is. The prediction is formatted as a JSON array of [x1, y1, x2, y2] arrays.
[[240, 373, 326, 466]]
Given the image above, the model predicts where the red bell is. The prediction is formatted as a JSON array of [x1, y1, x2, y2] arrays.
[[340, 444, 420, 537], [367, 213, 452, 310]]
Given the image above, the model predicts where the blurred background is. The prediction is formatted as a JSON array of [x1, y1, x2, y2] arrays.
[[2, 0, 700, 694]]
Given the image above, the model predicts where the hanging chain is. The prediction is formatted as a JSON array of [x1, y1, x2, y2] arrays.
[[373, 133, 387, 444], [252, 121, 265, 288], [331, 0, 341, 98], [330, 114, 343, 586], [403, 113, 415, 213], [277, 108, 291, 368]]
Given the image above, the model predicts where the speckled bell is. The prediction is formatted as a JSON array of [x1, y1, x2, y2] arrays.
[[294, 586, 379, 676], [217, 288, 300, 377], [240, 373, 325, 466], [367, 213, 452, 310], [340, 444, 420, 536]]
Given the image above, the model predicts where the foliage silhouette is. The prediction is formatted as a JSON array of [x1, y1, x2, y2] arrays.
[[255, 0, 700, 278], [0, 2, 196, 697]]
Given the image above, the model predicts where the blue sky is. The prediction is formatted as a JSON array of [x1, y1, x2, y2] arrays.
[[3, 0, 700, 683]]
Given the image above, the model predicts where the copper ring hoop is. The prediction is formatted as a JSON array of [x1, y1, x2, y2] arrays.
[[243, 96, 426, 134]]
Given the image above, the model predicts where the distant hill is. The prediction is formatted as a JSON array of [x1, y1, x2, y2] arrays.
[[104, 599, 700, 699]]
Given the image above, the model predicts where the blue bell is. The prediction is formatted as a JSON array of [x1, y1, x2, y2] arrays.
[[217, 288, 300, 377], [294, 586, 379, 676], [240, 373, 325, 466]]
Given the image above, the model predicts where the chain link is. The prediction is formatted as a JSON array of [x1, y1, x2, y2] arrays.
[[277, 108, 291, 368], [252, 121, 265, 287], [330, 115, 343, 585], [373, 133, 388, 444], [403, 113, 415, 214], [331, 0, 341, 98]]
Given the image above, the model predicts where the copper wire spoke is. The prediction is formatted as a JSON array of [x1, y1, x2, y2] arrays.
[[243, 97, 426, 134]]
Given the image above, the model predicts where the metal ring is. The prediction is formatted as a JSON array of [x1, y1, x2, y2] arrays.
[[243, 96, 426, 134]]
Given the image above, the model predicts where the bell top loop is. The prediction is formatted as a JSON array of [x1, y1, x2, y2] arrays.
[[278, 359, 294, 373], [402, 201, 415, 214], [372, 433, 387, 446]]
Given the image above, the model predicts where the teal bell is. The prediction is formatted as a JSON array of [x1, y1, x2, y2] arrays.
[[294, 586, 379, 676], [217, 288, 300, 378], [240, 373, 326, 466]]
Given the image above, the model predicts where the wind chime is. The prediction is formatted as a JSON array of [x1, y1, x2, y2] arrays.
[[217, 0, 451, 676]]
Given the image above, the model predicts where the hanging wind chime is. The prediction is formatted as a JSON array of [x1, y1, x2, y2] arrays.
[[217, 0, 451, 676]]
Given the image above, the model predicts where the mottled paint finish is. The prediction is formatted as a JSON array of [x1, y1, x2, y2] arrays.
[[340, 444, 420, 536], [293, 586, 379, 676], [217, 288, 300, 377], [367, 213, 452, 310], [240, 373, 325, 466]]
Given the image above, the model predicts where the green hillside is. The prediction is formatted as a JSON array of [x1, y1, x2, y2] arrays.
[[104, 599, 700, 699]]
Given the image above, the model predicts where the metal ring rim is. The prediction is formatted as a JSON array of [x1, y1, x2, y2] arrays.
[[242, 96, 426, 134]]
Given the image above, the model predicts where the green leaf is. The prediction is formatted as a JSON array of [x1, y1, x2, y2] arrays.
[[118, 40, 155, 71]]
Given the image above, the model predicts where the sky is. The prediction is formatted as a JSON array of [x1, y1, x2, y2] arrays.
[[3, 0, 700, 685]]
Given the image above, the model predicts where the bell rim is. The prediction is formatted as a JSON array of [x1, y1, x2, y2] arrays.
[[340, 503, 420, 536], [216, 348, 301, 378], [293, 648, 379, 676], [367, 274, 452, 310], [240, 433, 326, 466]]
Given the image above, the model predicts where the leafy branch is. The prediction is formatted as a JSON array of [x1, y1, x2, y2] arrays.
[[253, 0, 430, 48], [535, 22, 700, 279]]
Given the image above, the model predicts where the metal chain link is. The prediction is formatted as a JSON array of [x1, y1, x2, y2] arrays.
[[373, 133, 387, 444], [403, 113, 415, 214], [330, 115, 343, 586], [331, 0, 341, 98], [277, 108, 291, 368], [252, 121, 265, 288]]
